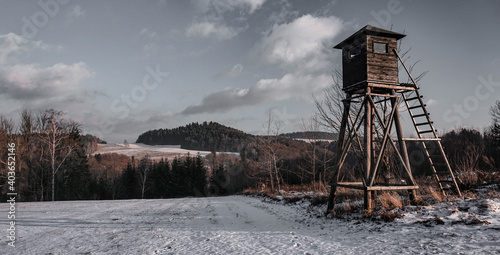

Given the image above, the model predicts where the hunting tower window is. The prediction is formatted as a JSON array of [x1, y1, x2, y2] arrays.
[[348, 46, 361, 59], [373, 42, 388, 53]]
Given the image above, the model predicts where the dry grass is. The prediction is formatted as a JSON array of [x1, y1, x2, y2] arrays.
[[378, 192, 403, 210], [434, 215, 445, 225], [334, 201, 353, 216], [242, 187, 262, 195], [378, 211, 404, 222], [243, 184, 330, 204], [411, 192, 427, 206], [461, 190, 478, 199], [456, 169, 482, 188], [487, 189, 499, 198], [455, 168, 500, 189], [334, 187, 364, 202], [425, 186, 444, 203]]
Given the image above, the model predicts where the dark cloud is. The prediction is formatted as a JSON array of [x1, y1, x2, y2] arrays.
[[214, 64, 243, 80], [182, 73, 331, 115]]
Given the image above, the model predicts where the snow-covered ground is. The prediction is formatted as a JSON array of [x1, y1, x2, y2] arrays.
[[94, 143, 239, 160], [1, 195, 499, 254]]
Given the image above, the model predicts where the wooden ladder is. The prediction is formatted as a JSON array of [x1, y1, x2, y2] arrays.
[[394, 49, 462, 197]]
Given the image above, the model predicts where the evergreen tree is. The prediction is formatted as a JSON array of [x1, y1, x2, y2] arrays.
[[183, 154, 194, 195], [192, 154, 208, 196], [121, 158, 138, 199], [209, 164, 228, 196], [150, 158, 170, 198], [57, 126, 92, 200], [170, 157, 185, 197]]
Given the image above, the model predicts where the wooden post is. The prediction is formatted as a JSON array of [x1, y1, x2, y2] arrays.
[[364, 88, 373, 212], [326, 93, 352, 214]]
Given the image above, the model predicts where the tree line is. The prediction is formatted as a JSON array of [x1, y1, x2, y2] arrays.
[[0, 109, 91, 202], [2, 100, 499, 201], [0, 110, 229, 201], [116, 154, 208, 199]]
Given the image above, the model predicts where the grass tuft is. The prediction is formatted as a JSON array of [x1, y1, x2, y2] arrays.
[[378, 192, 403, 210]]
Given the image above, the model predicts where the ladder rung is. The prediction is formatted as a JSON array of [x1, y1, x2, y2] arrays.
[[438, 180, 454, 183], [402, 138, 440, 141], [406, 96, 423, 101], [412, 113, 429, 118], [418, 130, 435, 134], [416, 122, 433, 126], [408, 104, 425, 110]]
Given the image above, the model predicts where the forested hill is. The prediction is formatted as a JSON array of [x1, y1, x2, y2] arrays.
[[280, 131, 338, 140], [136, 121, 255, 152]]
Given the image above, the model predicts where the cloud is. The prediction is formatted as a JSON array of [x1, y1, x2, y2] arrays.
[[66, 5, 86, 24], [140, 28, 157, 38], [0, 33, 95, 101], [182, 73, 331, 115], [267, 0, 298, 25], [142, 43, 157, 57], [214, 64, 243, 80], [427, 99, 438, 106], [186, 22, 238, 40], [250, 14, 343, 72], [0, 33, 28, 64], [194, 0, 266, 14], [188, 0, 265, 40], [0, 62, 94, 100]]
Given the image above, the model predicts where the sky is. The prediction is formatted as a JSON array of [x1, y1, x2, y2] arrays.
[[0, 0, 499, 143]]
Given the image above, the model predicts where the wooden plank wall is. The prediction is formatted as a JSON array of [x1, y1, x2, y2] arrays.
[[366, 35, 398, 84]]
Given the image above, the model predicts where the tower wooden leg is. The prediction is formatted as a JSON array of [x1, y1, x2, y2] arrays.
[[326, 184, 338, 215], [326, 94, 352, 215], [408, 189, 417, 204], [364, 189, 373, 213]]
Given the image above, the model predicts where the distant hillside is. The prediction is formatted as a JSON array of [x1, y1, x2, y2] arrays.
[[280, 131, 338, 140], [136, 121, 254, 152]]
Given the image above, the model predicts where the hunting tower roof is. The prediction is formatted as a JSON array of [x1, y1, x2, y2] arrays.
[[334, 25, 406, 49]]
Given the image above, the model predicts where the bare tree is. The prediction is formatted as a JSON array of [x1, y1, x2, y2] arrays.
[[313, 71, 346, 134], [299, 115, 319, 189], [259, 109, 285, 193], [491, 100, 500, 124], [36, 110, 78, 201], [136, 156, 151, 199], [107, 168, 122, 200], [19, 110, 49, 201]]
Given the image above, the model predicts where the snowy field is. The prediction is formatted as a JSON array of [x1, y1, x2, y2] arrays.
[[94, 143, 238, 160], [1, 195, 499, 254]]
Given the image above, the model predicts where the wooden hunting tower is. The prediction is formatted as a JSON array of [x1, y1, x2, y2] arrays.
[[335, 25, 405, 90], [326, 25, 461, 214]]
